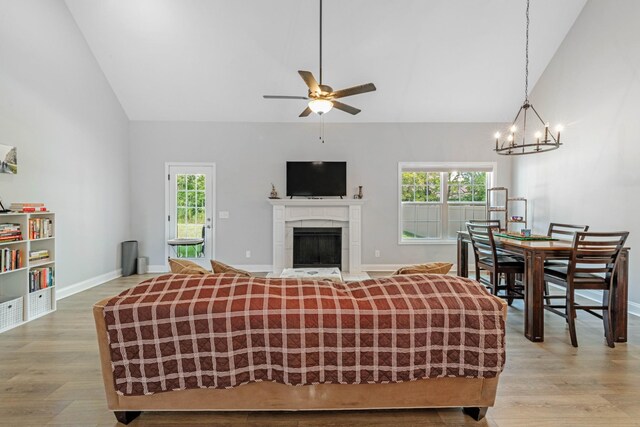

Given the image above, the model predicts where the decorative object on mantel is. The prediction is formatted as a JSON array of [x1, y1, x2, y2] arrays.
[[0, 144, 17, 174], [354, 186, 364, 199], [262, 0, 376, 118], [269, 183, 281, 199], [494, 0, 562, 156]]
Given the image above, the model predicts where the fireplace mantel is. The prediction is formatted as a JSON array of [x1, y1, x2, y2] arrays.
[[268, 199, 365, 274], [268, 199, 366, 207]]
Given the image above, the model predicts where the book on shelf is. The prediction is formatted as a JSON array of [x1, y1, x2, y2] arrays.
[[0, 223, 21, 230], [29, 266, 54, 292], [10, 202, 45, 208], [0, 230, 21, 236], [0, 235, 22, 242], [28, 218, 53, 239], [9, 203, 47, 213], [29, 249, 50, 262], [17, 207, 48, 212], [1, 247, 23, 272], [0, 223, 22, 242]]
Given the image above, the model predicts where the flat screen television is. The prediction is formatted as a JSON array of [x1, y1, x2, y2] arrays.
[[286, 161, 347, 198]]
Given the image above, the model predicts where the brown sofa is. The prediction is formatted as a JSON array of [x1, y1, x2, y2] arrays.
[[93, 295, 505, 424]]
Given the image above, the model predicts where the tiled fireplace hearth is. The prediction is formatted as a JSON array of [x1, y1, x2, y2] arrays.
[[268, 199, 365, 273]]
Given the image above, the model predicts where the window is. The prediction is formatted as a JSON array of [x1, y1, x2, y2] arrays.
[[399, 163, 495, 243]]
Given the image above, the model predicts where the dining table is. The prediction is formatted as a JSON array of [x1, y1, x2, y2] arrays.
[[457, 231, 630, 343]]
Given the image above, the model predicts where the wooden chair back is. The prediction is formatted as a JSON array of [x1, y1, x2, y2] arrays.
[[466, 223, 500, 267], [468, 219, 501, 229], [567, 232, 629, 287], [547, 223, 589, 240]]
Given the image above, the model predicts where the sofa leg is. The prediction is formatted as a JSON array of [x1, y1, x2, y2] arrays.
[[114, 411, 142, 425], [463, 406, 488, 421]]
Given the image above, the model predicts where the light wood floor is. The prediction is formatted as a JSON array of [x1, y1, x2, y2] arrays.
[[1, 273, 639, 426]]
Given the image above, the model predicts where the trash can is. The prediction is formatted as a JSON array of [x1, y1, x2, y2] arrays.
[[121, 240, 138, 276], [137, 257, 148, 275]]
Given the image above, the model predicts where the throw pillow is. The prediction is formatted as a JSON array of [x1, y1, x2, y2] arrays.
[[393, 262, 453, 275], [210, 260, 252, 277], [168, 258, 211, 275]]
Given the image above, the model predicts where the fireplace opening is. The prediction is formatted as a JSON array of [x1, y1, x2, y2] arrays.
[[293, 227, 342, 269]]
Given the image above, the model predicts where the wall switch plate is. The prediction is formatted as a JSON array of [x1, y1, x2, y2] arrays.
[[245, 250, 251, 258], [375, 250, 380, 258], [218, 211, 229, 219]]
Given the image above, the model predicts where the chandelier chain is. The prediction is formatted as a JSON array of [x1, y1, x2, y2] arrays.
[[525, 0, 530, 102]]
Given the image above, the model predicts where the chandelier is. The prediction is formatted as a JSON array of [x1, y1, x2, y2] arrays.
[[494, 0, 562, 156]]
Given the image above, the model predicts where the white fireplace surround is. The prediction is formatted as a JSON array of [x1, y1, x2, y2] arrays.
[[269, 199, 365, 273]]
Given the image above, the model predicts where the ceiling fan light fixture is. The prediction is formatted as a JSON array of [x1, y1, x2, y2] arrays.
[[308, 99, 333, 115]]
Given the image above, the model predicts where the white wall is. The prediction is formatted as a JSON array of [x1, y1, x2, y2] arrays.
[[0, 0, 130, 292], [513, 0, 640, 308], [129, 122, 510, 270]]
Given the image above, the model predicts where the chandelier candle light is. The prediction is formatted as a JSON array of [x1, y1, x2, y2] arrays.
[[494, 0, 562, 155]]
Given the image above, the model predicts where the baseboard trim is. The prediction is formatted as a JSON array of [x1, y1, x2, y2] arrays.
[[148, 264, 273, 273], [148, 264, 167, 273], [628, 300, 640, 318], [548, 284, 639, 318], [56, 269, 122, 300], [237, 264, 273, 272], [360, 264, 404, 272], [360, 264, 472, 274], [577, 289, 640, 318]]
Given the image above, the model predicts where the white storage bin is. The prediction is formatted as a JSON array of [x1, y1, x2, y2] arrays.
[[0, 296, 24, 330], [137, 256, 148, 274], [29, 287, 53, 318]]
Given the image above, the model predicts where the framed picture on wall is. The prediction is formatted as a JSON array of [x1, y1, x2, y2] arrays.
[[0, 144, 17, 174]]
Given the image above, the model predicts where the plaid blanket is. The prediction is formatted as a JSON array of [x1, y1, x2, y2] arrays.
[[103, 273, 505, 396]]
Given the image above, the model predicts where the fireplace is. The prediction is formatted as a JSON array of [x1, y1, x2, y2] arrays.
[[293, 227, 342, 269], [268, 199, 364, 273]]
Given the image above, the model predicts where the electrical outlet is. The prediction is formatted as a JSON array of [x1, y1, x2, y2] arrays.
[[375, 250, 380, 258], [245, 250, 251, 258]]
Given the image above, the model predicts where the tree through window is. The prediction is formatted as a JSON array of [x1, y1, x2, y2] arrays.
[[399, 164, 493, 242], [175, 174, 206, 257]]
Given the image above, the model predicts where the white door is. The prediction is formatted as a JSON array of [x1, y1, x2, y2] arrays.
[[166, 163, 215, 267]]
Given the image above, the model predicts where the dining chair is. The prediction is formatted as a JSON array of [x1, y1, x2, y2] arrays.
[[466, 223, 525, 305], [547, 223, 590, 240], [468, 220, 508, 253], [544, 223, 590, 304], [543, 231, 629, 347], [468, 219, 502, 228]]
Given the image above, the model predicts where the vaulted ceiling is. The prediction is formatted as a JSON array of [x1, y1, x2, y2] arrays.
[[65, 0, 586, 122]]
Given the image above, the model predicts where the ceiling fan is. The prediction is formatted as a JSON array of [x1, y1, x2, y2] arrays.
[[263, 0, 376, 117]]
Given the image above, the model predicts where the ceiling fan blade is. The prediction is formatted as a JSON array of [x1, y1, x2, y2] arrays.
[[263, 95, 308, 100], [298, 70, 320, 94], [299, 106, 313, 117], [331, 83, 377, 99], [332, 101, 361, 115]]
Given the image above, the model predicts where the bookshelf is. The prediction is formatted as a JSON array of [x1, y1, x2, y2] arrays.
[[0, 212, 55, 333], [486, 187, 508, 230], [486, 187, 528, 232]]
